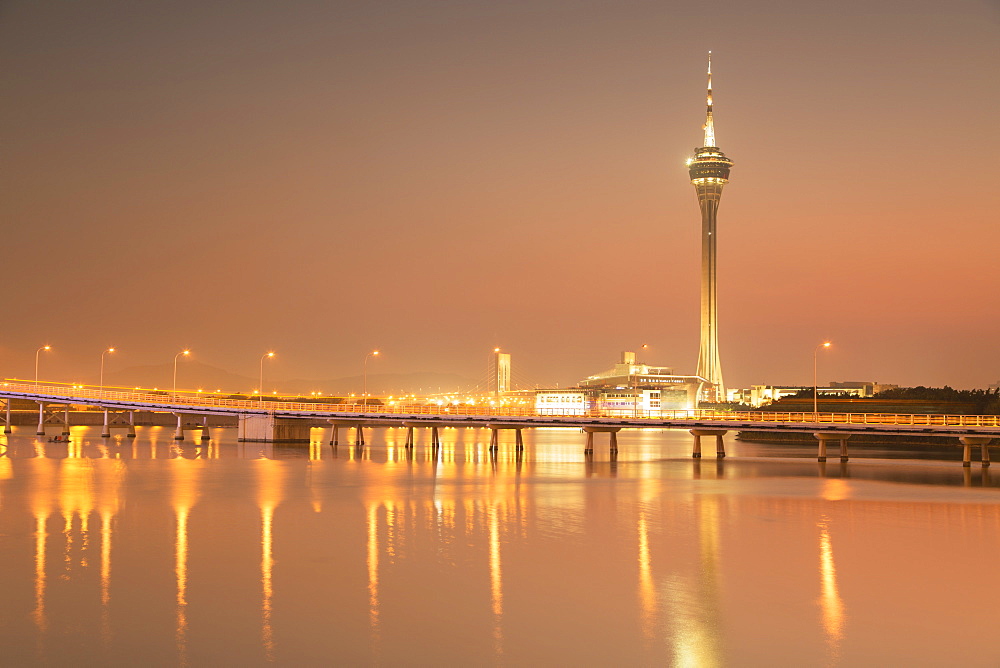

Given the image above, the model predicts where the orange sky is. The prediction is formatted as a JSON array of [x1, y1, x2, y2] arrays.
[[1, 0, 998, 390]]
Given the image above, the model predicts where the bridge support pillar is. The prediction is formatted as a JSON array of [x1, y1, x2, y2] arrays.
[[238, 414, 311, 443], [328, 420, 365, 447], [690, 429, 727, 459], [355, 425, 365, 446], [101, 409, 111, 437], [37, 402, 45, 436], [63, 405, 72, 436], [127, 410, 136, 438], [487, 424, 529, 452], [813, 433, 850, 463], [401, 422, 448, 449], [583, 426, 622, 454], [173, 413, 185, 441], [201, 416, 211, 441], [4, 401, 11, 434], [958, 436, 992, 467]]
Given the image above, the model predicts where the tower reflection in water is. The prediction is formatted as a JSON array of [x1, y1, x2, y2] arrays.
[[6, 428, 1000, 665]]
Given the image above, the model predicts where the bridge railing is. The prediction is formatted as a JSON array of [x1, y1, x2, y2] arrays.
[[3, 382, 999, 428]]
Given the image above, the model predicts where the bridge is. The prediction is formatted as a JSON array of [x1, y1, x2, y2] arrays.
[[2, 381, 998, 466]]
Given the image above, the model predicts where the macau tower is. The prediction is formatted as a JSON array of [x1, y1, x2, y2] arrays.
[[687, 52, 734, 403]]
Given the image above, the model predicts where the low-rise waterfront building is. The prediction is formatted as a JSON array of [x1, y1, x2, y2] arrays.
[[727, 381, 898, 408], [535, 351, 705, 415]]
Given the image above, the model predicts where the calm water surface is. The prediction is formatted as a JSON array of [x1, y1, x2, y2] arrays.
[[1, 425, 998, 666]]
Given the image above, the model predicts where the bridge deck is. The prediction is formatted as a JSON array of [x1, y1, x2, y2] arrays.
[[2, 382, 999, 439]]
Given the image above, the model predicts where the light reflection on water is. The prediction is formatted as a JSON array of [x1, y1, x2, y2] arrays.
[[1, 426, 1000, 666]]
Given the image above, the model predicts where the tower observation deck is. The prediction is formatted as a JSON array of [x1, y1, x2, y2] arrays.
[[688, 52, 734, 403]]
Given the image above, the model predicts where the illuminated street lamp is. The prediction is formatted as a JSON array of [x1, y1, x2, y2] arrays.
[[259, 352, 275, 403], [813, 342, 832, 418], [34, 345, 51, 387], [363, 350, 380, 408], [100, 347, 116, 399], [173, 349, 191, 399]]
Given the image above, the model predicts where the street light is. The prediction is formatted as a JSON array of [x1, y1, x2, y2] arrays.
[[813, 342, 832, 418], [100, 347, 116, 399], [173, 349, 191, 399], [363, 350, 380, 408], [259, 352, 275, 402], [35, 345, 51, 387]]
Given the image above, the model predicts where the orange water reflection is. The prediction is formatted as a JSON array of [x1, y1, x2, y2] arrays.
[[2, 428, 1000, 665]]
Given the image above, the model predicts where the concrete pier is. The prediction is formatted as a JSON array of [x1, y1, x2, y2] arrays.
[[238, 414, 311, 443], [690, 429, 728, 458], [813, 433, 851, 463], [486, 423, 528, 451], [401, 422, 449, 448], [582, 425, 622, 454], [328, 419, 367, 446], [958, 436, 993, 467]]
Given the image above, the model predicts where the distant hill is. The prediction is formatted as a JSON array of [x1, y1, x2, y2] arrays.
[[103, 360, 476, 396]]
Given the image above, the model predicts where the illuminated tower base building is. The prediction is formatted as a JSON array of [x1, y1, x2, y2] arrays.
[[688, 52, 734, 403]]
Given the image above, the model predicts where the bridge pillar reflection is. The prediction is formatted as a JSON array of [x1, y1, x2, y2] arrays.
[[582, 426, 622, 454], [958, 436, 992, 467], [690, 429, 727, 459], [813, 433, 850, 463]]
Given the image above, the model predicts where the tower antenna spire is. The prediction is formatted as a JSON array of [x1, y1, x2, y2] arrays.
[[704, 51, 715, 148]]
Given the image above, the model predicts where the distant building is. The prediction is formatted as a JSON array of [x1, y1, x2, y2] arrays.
[[495, 351, 511, 395], [535, 351, 705, 415], [727, 381, 897, 408]]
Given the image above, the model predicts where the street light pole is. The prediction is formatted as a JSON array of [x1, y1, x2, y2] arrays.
[[100, 348, 116, 399], [363, 350, 380, 408], [35, 345, 51, 387], [259, 352, 275, 403], [173, 349, 191, 399], [813, 342, 832, 418]]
